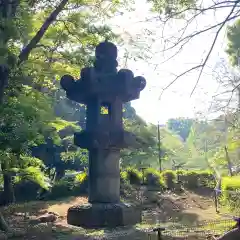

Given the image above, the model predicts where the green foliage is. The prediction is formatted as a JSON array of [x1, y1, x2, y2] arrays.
[[184, 119, 228, 170], [125, 167, 142, 185], [121, 117, 159, 168], [226, 19, 240, 66], [147, 0, 196, 17], [47, 171, 88, 200], [177, 170, 215, 189], [0, 87, 54, 152], [47, 179, 74, 200], [120, 170, 129, 184], [74, 171, 88, 194], [120, 168, 215, 191], [161, 170, 177, 189], [197, 170, 215, 188], [167, 118, 194, 141], [120, 170, 133, 196], [17, 166, 51, 190], [143, 168, 165, 189], [221, 176, 240, 214], [14, 180, 42, 202], [180, 170, 200, 189], [0, 0, 238, 212]]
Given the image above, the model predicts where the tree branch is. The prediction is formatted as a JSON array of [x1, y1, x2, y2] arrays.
[[158, 2, 240, 99], [18, 0, 69, 65]]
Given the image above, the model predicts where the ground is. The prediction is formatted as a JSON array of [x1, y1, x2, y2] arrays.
[[0, 188, 236, 240]]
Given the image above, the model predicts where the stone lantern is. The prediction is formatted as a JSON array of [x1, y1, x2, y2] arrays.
[[60, 41, 146, 228]]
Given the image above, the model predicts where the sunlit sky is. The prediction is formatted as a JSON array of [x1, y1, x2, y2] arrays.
[[106, 0, 236, 124]]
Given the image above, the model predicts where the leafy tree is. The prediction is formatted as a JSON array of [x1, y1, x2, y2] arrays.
[[225, 19, 240, 168], [160, 127, 189, 169], [226, 19, 240, 67], [0, 0, 128, 103], [0, 0, 130, 231], [31, 120, 88, 181], [0, 87, 55, 205], [167, 118, 194, 141], [121, 115, 157, 168]]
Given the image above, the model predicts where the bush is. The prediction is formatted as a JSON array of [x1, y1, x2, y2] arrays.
[[47, 171, 89, 200], [176, 170, 215, 190], [120, 170, 135, 196], [120, 170, 128, 184], [161, 170, 177, 190], [221, 176, 240, 213], [125, 167, 142, 185], [73, 171, 88, 194], [47, 179, 74, 200], [197, 170, 215, 188], [14, 180, 42, 202], [144, 168, 165, 189], [176, 170, 198, 189], [120, 170, 129, 194]]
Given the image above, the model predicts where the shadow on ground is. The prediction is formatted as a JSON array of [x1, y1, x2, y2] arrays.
[[0, 189, 221, 240]]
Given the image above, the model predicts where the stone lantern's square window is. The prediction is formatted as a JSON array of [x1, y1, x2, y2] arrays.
[[100, 102, 111, 115]]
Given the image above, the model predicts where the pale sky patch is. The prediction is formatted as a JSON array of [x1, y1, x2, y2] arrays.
[[107, 0, 236, 124]]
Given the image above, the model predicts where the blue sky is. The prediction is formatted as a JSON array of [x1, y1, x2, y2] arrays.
[[107, 0, 235, 124]]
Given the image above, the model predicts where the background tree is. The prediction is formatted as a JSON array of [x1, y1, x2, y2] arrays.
[[167, 118, 194, 142], [0, 0, 130, 231]]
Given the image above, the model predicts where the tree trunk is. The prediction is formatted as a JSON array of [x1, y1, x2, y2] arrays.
[[1, 163, 15, 205], [0, 0, 69, 232], [0, 212, 8, 232], [18, 0, 69, 64], [0, 66, 9, 104], [237, 87, 240, 163], [55, 168, 65, 181], [224, 146, 233, 176]]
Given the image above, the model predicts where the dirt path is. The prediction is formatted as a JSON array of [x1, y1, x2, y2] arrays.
[[0, 190, 233, 239], [142, 188, 220, 224]]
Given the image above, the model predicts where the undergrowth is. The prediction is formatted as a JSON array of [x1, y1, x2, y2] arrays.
[[4, 167, 240, 213]]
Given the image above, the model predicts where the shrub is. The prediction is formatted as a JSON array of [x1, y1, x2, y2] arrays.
[[14, 180, 42, 201], [120, 170, 129, 195], [73, 171, 88, 195], [125, 167, 142, 185], [221, 176, 240, 214], [197, 170, 215, 188], [120, 170, 135, 196], [120, 171, 128, 184], [144, 168, 165, 189], [47, 179, 74, 200], [176, 170, 198, 189], [161, 170, 177, 190], [176, 170, 214, 190], [46, 171, 90, 200]]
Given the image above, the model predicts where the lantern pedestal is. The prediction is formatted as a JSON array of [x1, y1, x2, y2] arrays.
[[67, 202, 141, 228]]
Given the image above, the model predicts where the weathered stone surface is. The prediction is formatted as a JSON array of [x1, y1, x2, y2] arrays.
[[60, 41, 146, 105], [74, 130, 136, 149], [60, 41, 146, 228], [88, 149, 120, 203], [67, 203, 142, 228]]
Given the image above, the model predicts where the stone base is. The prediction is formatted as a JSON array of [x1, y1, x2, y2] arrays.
[[67, 202, 142, 228]]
